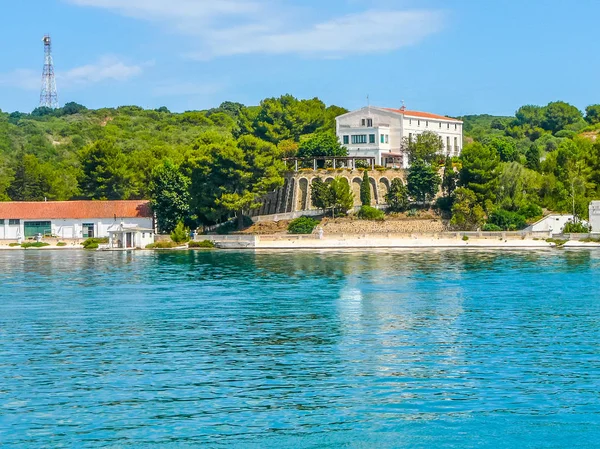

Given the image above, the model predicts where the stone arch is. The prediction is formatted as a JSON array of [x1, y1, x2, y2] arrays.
[[369, 177, 379, 204], [286, 178, 296, 213], [324, 177, 335, 185], [297, 178, 309, 211], [379, 178, 391, 203], [352, 177, 362, 206]]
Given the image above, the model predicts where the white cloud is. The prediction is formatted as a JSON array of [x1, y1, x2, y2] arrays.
[[64, 0, 445, 59], [0, 69, 40, 91], [60, 56, 149, 85], [0, 56, 148, 91]]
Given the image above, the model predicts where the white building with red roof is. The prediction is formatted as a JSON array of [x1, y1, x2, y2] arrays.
[[0, 200, 154, 242], [335, 106, 463, 167]]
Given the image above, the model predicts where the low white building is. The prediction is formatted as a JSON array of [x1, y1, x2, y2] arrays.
[[108, 224, 155, 249], [590, 201, 600, 232], [526, 214, 579, 235], [0, 200, 154, 240], [336, 106, 463, 168]]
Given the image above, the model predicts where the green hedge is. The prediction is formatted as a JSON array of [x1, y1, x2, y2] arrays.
[[288, 216, 320, 234], [21, 242, 50, 248], [358, 206, 385, 221], [82, 237, 108, 249], [189, 240, 216, 248]]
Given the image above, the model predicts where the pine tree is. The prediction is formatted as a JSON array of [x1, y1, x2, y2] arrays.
[[360, 170, 371, 206]]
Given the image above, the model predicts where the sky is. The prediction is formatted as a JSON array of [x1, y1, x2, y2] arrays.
[[1, 0, 599, 116]]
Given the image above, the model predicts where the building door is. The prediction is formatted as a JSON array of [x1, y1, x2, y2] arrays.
[[126, 232, 133, 248], [24, 221, 52, 238], [82, 223, 95, 238]]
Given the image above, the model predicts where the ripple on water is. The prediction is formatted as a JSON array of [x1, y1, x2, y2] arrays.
[[1, 249, 600, 448]]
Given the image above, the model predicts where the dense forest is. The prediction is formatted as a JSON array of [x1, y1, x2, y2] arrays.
[[1, 96, 600, 231]]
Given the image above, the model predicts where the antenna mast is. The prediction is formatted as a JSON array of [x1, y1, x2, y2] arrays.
[[40, 35, 59, 109]]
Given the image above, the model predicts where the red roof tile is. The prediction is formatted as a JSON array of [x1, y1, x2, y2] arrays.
[[0, 200, 152, 220], [383, 108, 461, 122]]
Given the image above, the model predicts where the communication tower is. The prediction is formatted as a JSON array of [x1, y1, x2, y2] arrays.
[[40, 35, 59, 109]]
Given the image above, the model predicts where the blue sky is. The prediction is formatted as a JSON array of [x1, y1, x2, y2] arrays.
[[1, 0, 599, 116]]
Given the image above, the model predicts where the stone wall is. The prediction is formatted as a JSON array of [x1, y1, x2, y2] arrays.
[[252, 169, 406, 217]]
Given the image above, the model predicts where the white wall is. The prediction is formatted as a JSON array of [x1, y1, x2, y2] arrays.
[[530, 215, 575, 234], [590, 202, 600, 232], [402, 117, 463, 158], [0, 217, 153, 240]]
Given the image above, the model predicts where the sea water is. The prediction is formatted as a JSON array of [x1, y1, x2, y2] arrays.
[[1, 249, 599, 448]]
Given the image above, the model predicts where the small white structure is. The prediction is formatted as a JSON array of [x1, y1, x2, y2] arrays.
[[0, 201, 154, 240], [336, 106, 463, 168], [526, 214, 578, 235], [107, 224, 154, 249], [590, 201, 600, 232]]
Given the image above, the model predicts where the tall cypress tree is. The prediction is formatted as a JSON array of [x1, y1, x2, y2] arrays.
[[360, 170, 371, 206]]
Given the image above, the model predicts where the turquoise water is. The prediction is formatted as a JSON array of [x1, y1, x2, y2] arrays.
[[1, 249, 600, 448]]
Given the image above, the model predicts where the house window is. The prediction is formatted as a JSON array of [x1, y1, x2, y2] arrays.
[[409, 133, 413, 143], [439, 122, 442, 128], [9, 219, 19, 225], [426, 121, 429, 127], [418, 120, 421, 126], [447, 136, 451, 150], [454, 137, 458, 151], [351, 135, 367, 144], [0, 219, 4, 225], [380, 135, 385, 144], [447, 123, 450, 129], [455, 124, 458, 130], [409, 119, 412, 125], [343, 135, 349, 145], [369, 134, 376, 144], [367, 118, 373, 127], [361, 119, 366, 126], [385, 135, 389, 144]]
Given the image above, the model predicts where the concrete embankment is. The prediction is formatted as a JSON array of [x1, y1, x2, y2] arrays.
[[205, 232, 571, 250]]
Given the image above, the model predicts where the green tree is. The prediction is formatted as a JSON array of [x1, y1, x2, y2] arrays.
[[441, 157, 457, 197], [310, 178, 330, 210], [386, 179, 410, 212], [450, 188, 486, 230], [170, 221, 190, 244], [149, 160, 191, 233], [515, 105, 544, 128], [406, 131, 444, 165], [407, 160, 441, 203], [360, 170, 371, 206], [459, 142, 500, 208], [189, 135, 285, 228], [297, 131, 347, 158], [7, 154, 52, 201], [585, 105, 600, 125], [328, 177, 354, 217], [487, 136, 517, 162], [525, 144, 541, 171], [80, 139, 136, 200], [542, 101, 583, 133]]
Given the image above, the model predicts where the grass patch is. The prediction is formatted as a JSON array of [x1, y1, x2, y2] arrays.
[[146, 241, 179, 249], [21, 242, 51, 249], [357, 206, 385, 221], [189, 240, 216, 249], [9, 243, 20, 247], [546, 238, 568, 247], [56, 242, 67, 247], [82, 237, 108, 249], [581, 237, 600, 243]]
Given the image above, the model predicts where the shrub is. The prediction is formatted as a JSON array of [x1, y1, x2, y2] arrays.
[[518, 203, 543, 220], [288, 216, 320, 234], [462, 235, 469, 241], [407, 208, 418, 217], [170, 221, 190, 244], [482, 223, 503, 232], [146, 241, 179, 249], [488, 209, 527, 231], [563, 221, 591, 234], [82, 237, 108, 249], [21, 242, 51, 248], [9, 243, 20, 247], [358, 205, 385, 221], [189, 240, 216, 248], [56, 242, 67, 247], [435, 196, 453, 213]]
